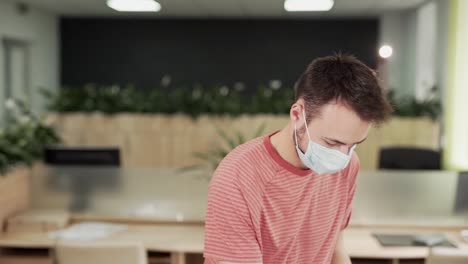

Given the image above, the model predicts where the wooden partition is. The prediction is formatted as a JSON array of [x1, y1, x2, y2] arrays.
[[47, 113, 440, 170]]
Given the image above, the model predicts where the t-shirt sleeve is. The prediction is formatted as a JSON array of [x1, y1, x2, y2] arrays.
[[204, 163, 262, 263], [341, 153, 360, 230]]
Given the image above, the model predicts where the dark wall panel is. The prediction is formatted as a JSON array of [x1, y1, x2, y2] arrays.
[[60, 18, 378, 90]]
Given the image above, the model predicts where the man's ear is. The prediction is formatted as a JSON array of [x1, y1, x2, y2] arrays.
[[290, 104, 300, 122], [290, 99, 305, 126]]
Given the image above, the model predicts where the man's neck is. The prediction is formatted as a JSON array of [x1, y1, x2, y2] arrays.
[[270, 126, 308, 170]]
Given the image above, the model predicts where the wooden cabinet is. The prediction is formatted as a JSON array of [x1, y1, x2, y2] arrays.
[[0, 248, 52, 264]]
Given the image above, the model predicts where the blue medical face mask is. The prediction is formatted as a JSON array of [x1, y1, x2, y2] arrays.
[[294, 109, 356, 175]]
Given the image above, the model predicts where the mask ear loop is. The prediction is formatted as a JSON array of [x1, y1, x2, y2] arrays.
[[294, 122, 299, 147], [348, 144, 357, 155], [294, 108, 311, 148], [302, 109, 312, 140]]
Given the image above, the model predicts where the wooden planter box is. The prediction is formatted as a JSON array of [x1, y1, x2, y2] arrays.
[[0, 165, 30, 231], [47, 113, 440, 170]]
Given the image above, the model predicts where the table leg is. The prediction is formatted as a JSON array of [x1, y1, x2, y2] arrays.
[[171, 252, 186, 264]]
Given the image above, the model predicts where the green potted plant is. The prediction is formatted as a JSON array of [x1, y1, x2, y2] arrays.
[[0, 99, 60, 176], [387, 86, 441, 120], [180, 123, 266, 179], [41, 83, 294, 117]]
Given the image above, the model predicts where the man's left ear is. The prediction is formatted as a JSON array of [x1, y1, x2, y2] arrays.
[[290, 103, 301, 122]]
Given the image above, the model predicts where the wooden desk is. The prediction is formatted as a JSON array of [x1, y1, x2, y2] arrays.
[[0, 225, 204, 253], [0, 225, 204, 264], [343, 227, 468, 264], [0, 225, 467, 264]]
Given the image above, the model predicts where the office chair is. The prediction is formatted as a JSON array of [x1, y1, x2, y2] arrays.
[[378, 147, 441, 170]]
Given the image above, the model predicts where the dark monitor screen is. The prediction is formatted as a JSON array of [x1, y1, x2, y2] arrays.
[[455, 171, 468, 213], [44, 146, 120, 166]]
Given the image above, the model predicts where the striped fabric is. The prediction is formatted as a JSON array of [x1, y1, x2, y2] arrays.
[[204, 131, 360, 264]]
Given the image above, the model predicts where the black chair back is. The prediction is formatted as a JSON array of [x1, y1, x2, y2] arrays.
[[378, 147, 441, 170]]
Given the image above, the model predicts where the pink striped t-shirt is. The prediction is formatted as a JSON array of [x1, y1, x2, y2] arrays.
[[204, 131, 360, 263]]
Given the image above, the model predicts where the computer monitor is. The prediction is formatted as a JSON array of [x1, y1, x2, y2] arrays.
[[44, 146, 120, 166], [43, 146, 121, 212]]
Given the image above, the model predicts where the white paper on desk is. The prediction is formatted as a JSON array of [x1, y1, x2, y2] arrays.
[[48, 221, 127, 241]]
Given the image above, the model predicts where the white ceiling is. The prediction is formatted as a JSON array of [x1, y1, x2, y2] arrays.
[[9, 0, 428, 17]]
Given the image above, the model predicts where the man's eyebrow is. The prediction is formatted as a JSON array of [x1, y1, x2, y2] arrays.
[[324, 137, 346, 145], [324, 137, 367, 145]]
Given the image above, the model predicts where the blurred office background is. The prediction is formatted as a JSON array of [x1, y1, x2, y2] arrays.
[[0, 0, 468, 263]]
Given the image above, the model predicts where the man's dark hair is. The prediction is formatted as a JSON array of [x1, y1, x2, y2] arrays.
[[295, 53, 393, 124]]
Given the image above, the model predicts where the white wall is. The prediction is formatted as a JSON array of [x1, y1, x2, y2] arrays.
[[415, 1, 437, 101], [379, 12, 405, 93], [379, 0, 448, 99], [0, 0, 58, 125], [435, 0, 449, 105], [379, 9, 418, 97]]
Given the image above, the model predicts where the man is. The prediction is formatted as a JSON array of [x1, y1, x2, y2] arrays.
[[204, 54, 392, 263]]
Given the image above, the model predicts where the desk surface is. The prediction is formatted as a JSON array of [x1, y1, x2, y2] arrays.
[[0, 225, 467, 259], [0, 225, 204, 253], [343, 227, 468, 259]]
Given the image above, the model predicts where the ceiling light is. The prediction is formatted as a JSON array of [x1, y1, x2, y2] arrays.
[[107, 0, 161, 12], [379, 45, 393, 59], [284, 0, 334, 12]]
